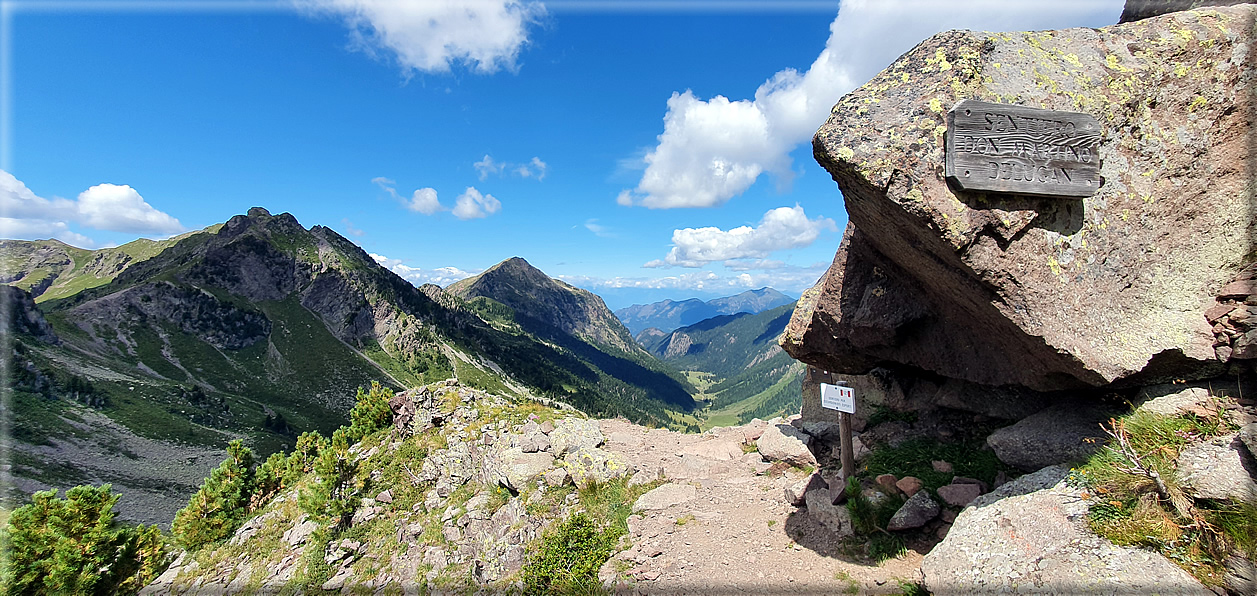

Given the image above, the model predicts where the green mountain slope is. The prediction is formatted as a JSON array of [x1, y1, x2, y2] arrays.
[[642, 303, 805, 427], [0, 230, 217, 303], [4, 208, 704, 522]]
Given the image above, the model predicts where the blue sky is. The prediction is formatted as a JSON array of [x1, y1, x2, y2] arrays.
[[1, 0, 1123, 309]]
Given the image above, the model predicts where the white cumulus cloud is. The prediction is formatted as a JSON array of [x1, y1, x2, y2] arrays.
[[0, 170, 183, 246], [619, 0, 1123, 209], [297, 0, 546, 75], [373, 177, 445, 215], [645, 205, 835, 268], [0, 217, 97, 248], [452, 187, 502, 220], [370, 253, 479, 286], [75, 183, 184, 235]]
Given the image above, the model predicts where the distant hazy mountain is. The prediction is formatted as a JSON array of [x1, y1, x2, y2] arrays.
[[615, 288, 794, 335]]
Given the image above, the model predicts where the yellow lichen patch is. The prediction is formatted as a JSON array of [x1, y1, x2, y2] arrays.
[[1064, 53, 1083, 68], [932, 124, 947, 144], [836, 147, 855, 161], [1105, 54, 1132, 73], [1188, 95, 1207, 111], [1177, 28, 1194, 42], [1120, 209, 1131, 221], [929, 98, 944, 113], [1048, 256, 1062, 276], [1174, 64, 1189, 77], [901, 72, 910, 83], [926, 47, 952, 72]]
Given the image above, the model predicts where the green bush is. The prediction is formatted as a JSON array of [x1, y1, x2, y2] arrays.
[[170, 439, 255, 550], [345, 381, 393, 444], [1, 484, 167, 595], [521, 512, 617, 595], [298, 428, 359, 529]]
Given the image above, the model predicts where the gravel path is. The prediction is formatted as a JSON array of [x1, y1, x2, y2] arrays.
[[600, 418, 924, 594]]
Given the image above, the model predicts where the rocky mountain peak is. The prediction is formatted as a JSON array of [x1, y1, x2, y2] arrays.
[[449, 256, 642, 356]]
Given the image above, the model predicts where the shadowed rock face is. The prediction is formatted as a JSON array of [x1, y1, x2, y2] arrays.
[[785, 6, 1256, 393], [1119, 0, 1251, 23]]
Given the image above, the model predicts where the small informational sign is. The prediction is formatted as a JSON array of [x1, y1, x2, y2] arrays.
[[820, 383, 855, 414], [945, 100, 1102, 198]]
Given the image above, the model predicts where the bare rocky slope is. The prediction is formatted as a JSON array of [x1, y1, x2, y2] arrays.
[[143, 380, 928, 594]]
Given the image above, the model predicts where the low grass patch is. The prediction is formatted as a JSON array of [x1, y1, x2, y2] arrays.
[[1073, 405, 1243, 587], [842, 477, 908, 563], [862, 436, 1009, 493]]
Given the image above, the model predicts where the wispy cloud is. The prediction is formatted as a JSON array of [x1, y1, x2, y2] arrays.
[[560, 262, 828, 294], [295, 0, 547, 75], [370, 253, 479, 286], [475, 154, 547, 181], [341, 218, 364, 237], [582, 218, 614, 238]]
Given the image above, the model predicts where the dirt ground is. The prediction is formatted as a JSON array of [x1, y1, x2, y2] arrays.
[[599, 418, 925, 595]]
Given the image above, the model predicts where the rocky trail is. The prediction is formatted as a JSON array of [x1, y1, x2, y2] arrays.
[[597, 418, 924, 594]]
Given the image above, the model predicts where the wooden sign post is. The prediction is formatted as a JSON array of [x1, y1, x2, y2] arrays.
[[945, 100, 1102, 197], [820, 380, 856, 480]]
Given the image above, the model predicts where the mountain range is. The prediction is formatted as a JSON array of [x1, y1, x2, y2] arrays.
[[614, 287, 794, 336], [2, 208, 700, 523]]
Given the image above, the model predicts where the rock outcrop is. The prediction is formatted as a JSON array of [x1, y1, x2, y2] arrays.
[[1, 284, 58, 344], [784, 6, 1257, 401], [923, 471, 1210, 595]]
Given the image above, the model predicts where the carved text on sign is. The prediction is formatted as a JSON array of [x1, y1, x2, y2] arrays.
[[945, 100, 1102, 197]]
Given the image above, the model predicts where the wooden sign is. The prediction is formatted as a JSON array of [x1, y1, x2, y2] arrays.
[[820, 383, 855, 414], [945, 100, 1102, 197]]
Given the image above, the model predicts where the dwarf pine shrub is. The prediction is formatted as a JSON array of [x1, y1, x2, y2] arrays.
[[170, 439, 255, 550], [1, 484, 166, 595]]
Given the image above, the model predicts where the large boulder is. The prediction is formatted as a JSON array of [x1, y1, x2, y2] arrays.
[[923, 478, 1209, 594], [886, 490, 940, 531], [757, 423, 817, 467], [563, 447, 630, 489], [804, 486, 854, 536], [633, 483, 697, 512], [986, 403, 1111, 471], [548, 418, 604, 457], [783, 6, 1257, 394], [492, 448, 555, 492]]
